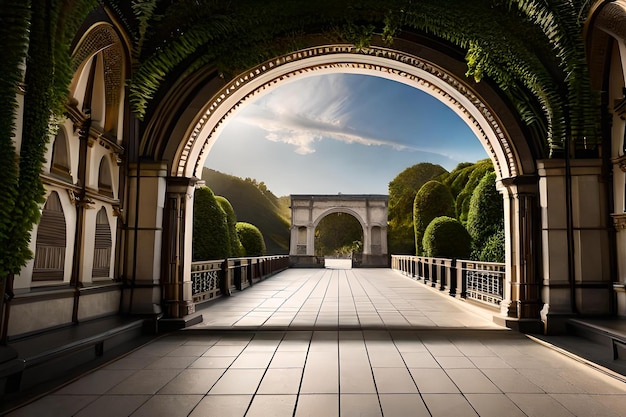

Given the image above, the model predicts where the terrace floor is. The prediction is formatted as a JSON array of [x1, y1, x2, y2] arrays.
[[7, 268, 626, 416]]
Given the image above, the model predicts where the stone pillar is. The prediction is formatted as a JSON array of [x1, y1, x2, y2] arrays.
[[289, 225, 298, 255], [306, 225, 315, 256], [362, 225, 371, 255], [121, 162, 167, 315], [538, 159, 612, 333], [496, 176, 543, 332], [161, 177, 197, 318], [614, 209, 626, 315]]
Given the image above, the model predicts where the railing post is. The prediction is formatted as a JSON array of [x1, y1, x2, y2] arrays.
[[430, 258, 437, 288], [221, 259, 230, 296], [460, 260, 467, 299], [449, 259, 457, 297]]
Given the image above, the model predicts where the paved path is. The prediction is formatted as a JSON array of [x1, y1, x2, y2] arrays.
[[7, 268, 626, 416]]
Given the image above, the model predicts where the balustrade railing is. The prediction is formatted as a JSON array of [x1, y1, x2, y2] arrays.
[[190, 260, 224, 303], [191, 255, 289, 306], [391, 255, 505, 308]]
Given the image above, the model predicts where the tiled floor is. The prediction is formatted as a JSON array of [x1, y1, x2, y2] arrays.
[[7, 268, 626, 416]]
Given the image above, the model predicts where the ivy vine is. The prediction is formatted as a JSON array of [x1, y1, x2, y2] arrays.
[[0, 0, 97, 276], [124, 0, 599, 158]]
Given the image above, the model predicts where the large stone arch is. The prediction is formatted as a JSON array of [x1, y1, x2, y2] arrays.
[[130, 36, 546, 326], [290, 194, 388, 267], [166, 43, 535, 180]]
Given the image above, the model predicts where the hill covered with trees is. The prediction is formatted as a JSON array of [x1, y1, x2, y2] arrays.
[[201, 168, 290, 255]]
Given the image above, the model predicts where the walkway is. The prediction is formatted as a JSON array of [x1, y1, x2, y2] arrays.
[[7, 268, 626, 416]]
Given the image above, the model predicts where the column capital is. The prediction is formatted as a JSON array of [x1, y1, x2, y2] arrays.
[[166, 176, 199, 196], [497, 174, 538, 195]]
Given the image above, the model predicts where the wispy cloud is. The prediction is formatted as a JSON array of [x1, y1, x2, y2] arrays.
[[234, 75, 429, 155]]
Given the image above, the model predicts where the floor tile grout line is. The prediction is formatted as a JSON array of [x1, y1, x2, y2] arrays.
[[388, 330, 434, 417], [358, 327, 387, 417], [235, 269, 317, 328], [240, 331, 289, 417], [261, 269, 322, 329], [290, 326, 314, 417]]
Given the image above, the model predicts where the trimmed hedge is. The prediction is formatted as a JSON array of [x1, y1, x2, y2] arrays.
[[413, 180, 455, 256], [422, 216, 471, 259], [216, 195, 244, 257], [193, 186, 230, 261], [479, 230, 505, 263], [466, 171, 504, 259], [454, 160, 494, 224], [236, 222, 266, 256], [388, 162, 447, 254]]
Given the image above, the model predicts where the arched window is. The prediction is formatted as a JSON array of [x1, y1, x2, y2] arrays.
[[33, 192, 66, 282], [50, 130, 71, 182], [98, 157, 113, 197], [92, 207, 112, 278]]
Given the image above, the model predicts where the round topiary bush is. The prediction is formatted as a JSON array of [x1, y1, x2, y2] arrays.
[[413, 180, 455, 255], [192, 186, 230, 261], [422, 216, 471, 259], [236, 222, 266, 256], [215, 195, 244, 257], [466, 171, 504, 257]]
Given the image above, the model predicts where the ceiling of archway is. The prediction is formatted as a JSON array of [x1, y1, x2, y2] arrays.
[[107, 0, 600, 160]]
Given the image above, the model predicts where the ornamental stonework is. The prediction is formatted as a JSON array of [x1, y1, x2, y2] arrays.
[[176, 45, 517, 181]]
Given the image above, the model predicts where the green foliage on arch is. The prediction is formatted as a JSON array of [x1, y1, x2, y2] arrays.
[[124, 0, 599, 157], [0, 0, 97, 275]]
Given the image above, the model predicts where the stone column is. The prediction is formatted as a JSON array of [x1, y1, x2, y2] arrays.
[[289, 225, 298, 255], [121, 162, 167, 316], [362, 225, 371, 255], [306, 224, 315, 256], [538, 159, 612, 333], [161, 177, 197, 318], [496, 176, 543, 332]]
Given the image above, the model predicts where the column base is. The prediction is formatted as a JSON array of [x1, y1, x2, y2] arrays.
[[157, 314, 204, 332], [492, 315, 544, 333], [121, 284, 162, 316]]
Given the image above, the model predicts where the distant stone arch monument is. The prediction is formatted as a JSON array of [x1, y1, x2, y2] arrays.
[[289, 194, 388, 267]]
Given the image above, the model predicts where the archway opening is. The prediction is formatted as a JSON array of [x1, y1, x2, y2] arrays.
[[144, 42, 538, 321], [315, 212, 364, 258]]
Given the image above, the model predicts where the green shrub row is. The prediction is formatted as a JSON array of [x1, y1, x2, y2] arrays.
[[404, 161, 504, 262], [193, 186, 266, 261]]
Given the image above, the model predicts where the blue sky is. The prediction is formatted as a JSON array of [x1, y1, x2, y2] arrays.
[[204, 73, 487, 197]]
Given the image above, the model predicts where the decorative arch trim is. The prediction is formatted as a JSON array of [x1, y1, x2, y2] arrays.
[[71, 23, 124, 110], [313, 208, 367, 230], [173, 45, 521, 181]]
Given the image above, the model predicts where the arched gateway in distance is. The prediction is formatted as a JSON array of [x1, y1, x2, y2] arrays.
[[289, 194, 388, 267]]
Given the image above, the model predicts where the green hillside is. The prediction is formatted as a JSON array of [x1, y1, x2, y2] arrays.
[[201, 168, 290, 255]]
